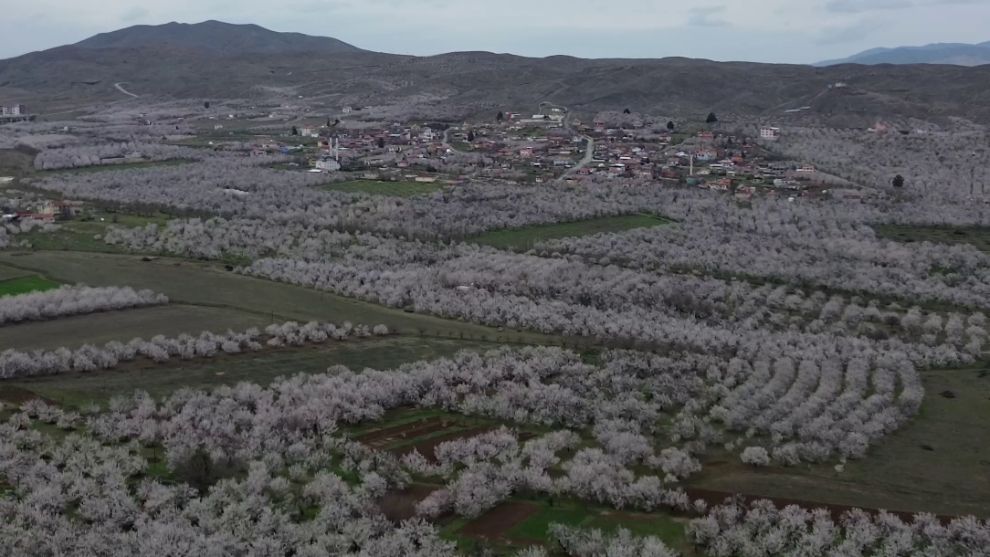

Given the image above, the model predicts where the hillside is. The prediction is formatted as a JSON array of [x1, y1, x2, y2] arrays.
[[2, 21, 990, 125], [818, 41, 990, 67], [75, 20, 364, 56]]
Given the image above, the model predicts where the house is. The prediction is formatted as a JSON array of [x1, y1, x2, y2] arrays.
[[759, 127, 781, 141], [519, 147, 534, 159], [315, 157, 341, 172]]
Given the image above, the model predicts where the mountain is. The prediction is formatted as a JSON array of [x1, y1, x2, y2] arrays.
[[74, 20, 364, 56], [2, 21, 990, 127], [818, 41, 990, 67]]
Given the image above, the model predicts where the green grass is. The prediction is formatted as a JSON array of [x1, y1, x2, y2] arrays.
[[446, 498, 695, 555], [323, 180, 445, 197], [0, 275, 59, 296], [690, 362, 990, 518], [471, 214, 673, 251], [0, 263, 32, 281], [2, 336, 496, 408], [18, 212, 171, 253], [0, 251, 566, 346], [0, 303, 271, 352], [44, 159, 194, 176], [876, 223, 990, 253]]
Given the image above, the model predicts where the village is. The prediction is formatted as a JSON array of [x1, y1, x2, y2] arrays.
[[202, 104, 852, 203], [0, 103, 861, 226]]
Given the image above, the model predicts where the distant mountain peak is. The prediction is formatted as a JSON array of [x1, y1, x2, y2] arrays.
[[818, 41, 990, 66], [73, 20, 364, 56]]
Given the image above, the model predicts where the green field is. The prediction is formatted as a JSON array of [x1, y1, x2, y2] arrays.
[[352, 406, 696, 555], [0, 263, 31, 281], [0, 303, 270, 351], [470, 214, 673, 251], [44, 159, 194, 176], [2, 336, 496, 408], [876, 223, 990, 253], [323, 179, 445, 197], [18, 212, 172, 253], [690, 362, 990, 518], [0, 275, 60, 296], [0, 251, 564, 346]]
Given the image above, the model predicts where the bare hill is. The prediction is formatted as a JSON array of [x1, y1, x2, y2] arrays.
[[2, 21, 990, 126], [75, 20, 364, 56]]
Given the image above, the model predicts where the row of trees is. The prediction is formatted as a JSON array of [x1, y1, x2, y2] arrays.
[[33, 142, 197, 170], [0, 321, 387, 378], [0, 285, 167, 326], [689, 499, 990, 556]]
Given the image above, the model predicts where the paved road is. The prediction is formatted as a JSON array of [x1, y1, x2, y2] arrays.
[[559, 135, 595, 182], [114, 82, 139, 98]]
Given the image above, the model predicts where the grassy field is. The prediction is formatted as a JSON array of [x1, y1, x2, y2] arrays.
[[876, 223, 990, 253], [443, 501, 694, 556], [690, 362, 990, 518], [18, 212, 171, 253], [0, 263, 31, 281], [0, 251, 565, 346], [0, 148, 37, 180], [323, 179, 445, 197], [0, 303, 271, 352], [352, 406, 696, 555], [471, 214, 673, 251], [2, 336, 496, 408], [0, 275, 60, 297], [44, 159, 194, 176]]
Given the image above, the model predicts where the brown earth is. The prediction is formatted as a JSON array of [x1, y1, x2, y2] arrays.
[[377, 484, 437, 523], [461, 501, 541, 540], [355, 417, 458, 448]]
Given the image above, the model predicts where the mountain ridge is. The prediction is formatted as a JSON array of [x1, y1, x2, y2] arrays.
[[3, 21, 990, 127], [818, 41, 990, 67]]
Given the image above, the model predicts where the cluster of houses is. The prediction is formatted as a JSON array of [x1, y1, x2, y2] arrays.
[[184, 105, 837, 200], [2, 199, 85, 224]]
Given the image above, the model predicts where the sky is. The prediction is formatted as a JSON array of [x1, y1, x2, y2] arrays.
[[1, 0, 988, 63]]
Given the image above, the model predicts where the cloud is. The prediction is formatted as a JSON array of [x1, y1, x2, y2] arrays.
[[687, 5, 729, 27], [121, 6, 149, 22], [816, 20, 880, 45], [825, 0, 910, 13], [824, 0, 980, 13]]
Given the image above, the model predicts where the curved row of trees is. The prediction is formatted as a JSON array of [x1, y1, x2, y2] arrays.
[[0, 285, 167, 326], [0, 321, 387, 378]]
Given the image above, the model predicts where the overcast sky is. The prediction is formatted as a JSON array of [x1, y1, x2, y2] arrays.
[[1, 0, 988, 63]]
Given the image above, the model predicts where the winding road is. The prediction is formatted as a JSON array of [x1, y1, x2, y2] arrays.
[[114, 82, 139, 98]]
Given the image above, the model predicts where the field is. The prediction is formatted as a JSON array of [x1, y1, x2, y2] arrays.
[[470, 214, 672, 251], [0, 303, 269, 351], [0, 274, 60, 296], [352, 407, 697, 555], [1, 336, 496, 408], [19, 212, 171, 253], [689, 361, 990, 518], [876, 223, 990, 253], [43, 158, 194, 175], [0, 251, 568, 346], [323, 179, 445, 197]]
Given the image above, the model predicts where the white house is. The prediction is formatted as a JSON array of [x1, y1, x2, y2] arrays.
[[760, 127, 781, 141], [315, 157, 341, 172]]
